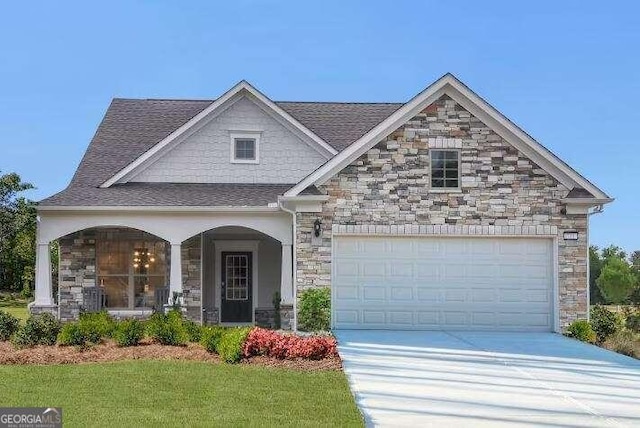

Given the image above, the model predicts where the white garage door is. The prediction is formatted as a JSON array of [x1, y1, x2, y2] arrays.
[[332, 236, 554, 331]]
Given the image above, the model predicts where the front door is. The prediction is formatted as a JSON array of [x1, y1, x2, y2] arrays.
[[221, 251, 253, 323]]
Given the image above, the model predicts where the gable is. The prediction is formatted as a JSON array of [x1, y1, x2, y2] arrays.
[[129, 96, 328, 184], [323, 95, 570, 222], [285, 74, 611, 204]]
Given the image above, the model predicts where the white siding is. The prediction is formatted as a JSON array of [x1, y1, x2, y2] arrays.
[[131, 97, 328, 184]]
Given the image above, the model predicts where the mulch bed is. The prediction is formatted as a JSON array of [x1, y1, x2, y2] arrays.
[[0, 340, 342, 371]]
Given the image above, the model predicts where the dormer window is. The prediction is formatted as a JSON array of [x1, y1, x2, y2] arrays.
[[230, 131, 260, 164]]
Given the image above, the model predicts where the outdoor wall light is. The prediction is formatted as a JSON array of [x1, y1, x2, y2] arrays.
[[563, 231, 579, 241], [313, 219, 322, 238]]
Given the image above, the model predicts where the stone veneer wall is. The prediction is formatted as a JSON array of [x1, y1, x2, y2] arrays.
[[59, 229, 96, 321], [296, 95, 588, 329], [181, 235, 202, 322]]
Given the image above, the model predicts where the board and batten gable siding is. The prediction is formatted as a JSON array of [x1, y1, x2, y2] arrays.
[[130, 97, 328, 184], [296, 94, 588, 329]]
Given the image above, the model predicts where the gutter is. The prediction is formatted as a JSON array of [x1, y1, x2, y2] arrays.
[[36, 205, 282, 213]]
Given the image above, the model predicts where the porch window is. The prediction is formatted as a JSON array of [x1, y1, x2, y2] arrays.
[[96, 233, 168, 309]]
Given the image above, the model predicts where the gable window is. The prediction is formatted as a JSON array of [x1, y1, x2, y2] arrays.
[[430, 150, 460, 189], [230, 131, 260, 164]]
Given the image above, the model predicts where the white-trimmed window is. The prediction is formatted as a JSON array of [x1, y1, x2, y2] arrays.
[[230, 131, 260, 164], [430, 149, 460, 189]]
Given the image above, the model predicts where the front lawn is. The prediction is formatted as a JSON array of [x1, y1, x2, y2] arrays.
[[0, 295, 29, 323], [0, 360, 362, 427]]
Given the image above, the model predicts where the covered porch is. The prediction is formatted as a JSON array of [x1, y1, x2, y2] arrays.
[[30, 209, 295, 329]]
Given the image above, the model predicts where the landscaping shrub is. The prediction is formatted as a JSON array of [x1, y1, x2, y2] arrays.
[[565, 320, 596, 343], [590, 305, 624, 343], [243, 327, 337, 360], [625, 312, 640, 333], [603, 331, 640, 358], [113, 319, 144, 347], [184, 320, 202, 343], [58, 323, 89, 348], [0, 310, 20, 341], [78, 311, 115, 339], [145, 312, 188, 346], [298, 287, 330, 332], [200, 326, 226, 353], [218, 327, 252, 363], [11, 313, 61, 348]]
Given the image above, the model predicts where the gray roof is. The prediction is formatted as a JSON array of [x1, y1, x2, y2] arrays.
[[40, 98, 401, 207], [40, 183, 300, 207]]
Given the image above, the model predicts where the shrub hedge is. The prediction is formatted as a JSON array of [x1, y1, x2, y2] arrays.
[[113, 319, 145, 347], [590, 305, 624, 343], [298, 288, 330, 332], [12, 313, 61, 348], [243, 327, 337, 360], [217, 327, 252, 363], [145, 311, 188, 346], [0, 310, 20, 341], [200, 326, 226, 353], [565, 319, 596, 343]]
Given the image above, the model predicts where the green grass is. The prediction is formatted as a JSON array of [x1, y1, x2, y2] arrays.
[[0, 301, 29, 323], [0, 361, 362, 427]]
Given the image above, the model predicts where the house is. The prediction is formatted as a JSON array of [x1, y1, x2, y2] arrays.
[[30, 74, 612, 331]]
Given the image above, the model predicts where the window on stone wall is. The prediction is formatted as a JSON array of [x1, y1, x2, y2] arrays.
[[430, 150, 460, 189], [96, 232, 168, 310]]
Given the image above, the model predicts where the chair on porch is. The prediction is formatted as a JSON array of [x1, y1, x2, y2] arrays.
[[82, 287, 106, 312], [154, 287, 170, 310]]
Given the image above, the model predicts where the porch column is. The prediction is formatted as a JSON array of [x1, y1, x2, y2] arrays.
[[33, 242, 54, 306], [280, 243, 293, 304], [169, 241, 183, 303]]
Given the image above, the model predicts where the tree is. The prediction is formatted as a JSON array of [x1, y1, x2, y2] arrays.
[[589, 246, 605, 304], [0, 172, 36, 294], [629, 250, 640, 304], [601, 245, 627, 262], [596, 256, 636, 304]]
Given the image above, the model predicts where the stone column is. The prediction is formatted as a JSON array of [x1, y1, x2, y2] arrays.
[[169, 242, 183, 304], [280, 243, 293, 304]]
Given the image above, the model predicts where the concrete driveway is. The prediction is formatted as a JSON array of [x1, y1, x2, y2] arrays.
[[335, 331, 640, 427]]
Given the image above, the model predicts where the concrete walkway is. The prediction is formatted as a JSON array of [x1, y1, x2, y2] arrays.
[[335, 331, 640, 427]]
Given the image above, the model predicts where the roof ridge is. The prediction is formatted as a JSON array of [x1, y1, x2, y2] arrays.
[[112, 97, 404, 105], [275, 100, 404, 105]]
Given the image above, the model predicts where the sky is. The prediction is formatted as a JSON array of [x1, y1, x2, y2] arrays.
[[1, 1, 638, 252]]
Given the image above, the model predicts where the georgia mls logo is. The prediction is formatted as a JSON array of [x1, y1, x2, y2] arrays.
[[0, 407, 62, 427]]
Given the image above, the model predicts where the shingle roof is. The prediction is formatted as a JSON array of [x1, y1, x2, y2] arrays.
[[40, 98, 401, 207], [40, 183, 300, 207]]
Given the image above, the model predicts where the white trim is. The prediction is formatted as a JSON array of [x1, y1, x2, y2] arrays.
[[552, 236, 560, 333], [199, 232, 204, 324], [230, 131, 261, 164], [330, 230, 558, 332], [285, 74, 611, 202], [100, 81, 336, 187], [215, 240, 259, 324], [37, 205, 281, 213], [331, 223, 558, 236]]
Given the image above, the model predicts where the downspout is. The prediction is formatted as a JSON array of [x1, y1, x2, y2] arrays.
[[586, 204, 605, 320], [278, 200, 298, 332]]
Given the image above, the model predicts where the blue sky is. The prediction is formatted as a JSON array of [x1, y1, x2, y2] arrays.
[[1, 1, 638, 252]]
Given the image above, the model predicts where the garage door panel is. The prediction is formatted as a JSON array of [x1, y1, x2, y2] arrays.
[[333, 236, 553, 331], [362, 286, 386, 301]]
